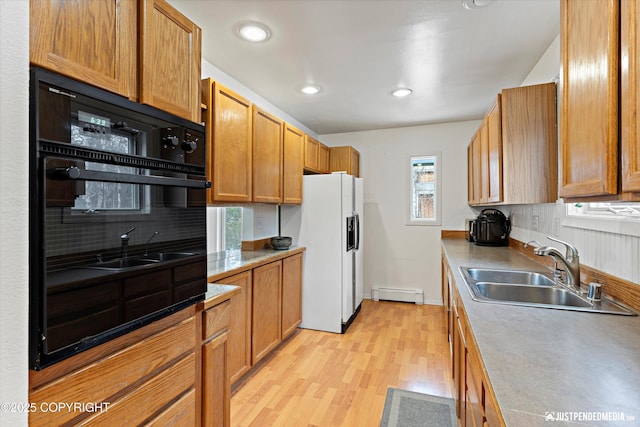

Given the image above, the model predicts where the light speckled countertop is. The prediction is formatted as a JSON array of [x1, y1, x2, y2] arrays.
[[206, 246, 305, 282], [442, 239, 640, 427]]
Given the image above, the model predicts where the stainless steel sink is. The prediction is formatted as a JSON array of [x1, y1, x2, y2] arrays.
[[474, 282, 592, 308], [459, 267, 635, 315], [464, 268, 555, 286]]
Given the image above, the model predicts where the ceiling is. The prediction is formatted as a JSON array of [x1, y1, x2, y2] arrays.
[[169, 0, 559, 135]]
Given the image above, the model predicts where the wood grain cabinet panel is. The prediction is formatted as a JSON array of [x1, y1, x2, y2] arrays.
[[253, 106, 284, 203], [621, 0, 640, 193], [140, 0, 201, 122], [281, 253, 303, 339], [29, 315, 196, 426], [304, 135, 320, 172], [202, 79, 253, 203], [252, 260, 282, 364], [283, 124, 304, 204], [202, 332, 230, 427], [486, 96, 503, 203], [559, 0, 620, 198], [214, 271, 252, 384], [468, 83, 557, 206], [30, 0, 137, 99], [318, 143, 330, 173], [329, 146, 360, 177]]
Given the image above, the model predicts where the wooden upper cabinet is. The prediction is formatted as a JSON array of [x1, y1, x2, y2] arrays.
[[253, 106, 284, 203], [318, 143, 330, 173], [559, 0, 619, 198], [140, 0, 201, 122], [479, 118, 490, 204], [329, 146, 360, 177], [621, 0, 640, 193], [304, 135, 320, 172], [283, 124, 304, 204], [486, 95, 503, 204], [501, 83, 558, 204], [202, 79, 253, 203], [468, 83, 557, 206], [30, 0, 137, 99]]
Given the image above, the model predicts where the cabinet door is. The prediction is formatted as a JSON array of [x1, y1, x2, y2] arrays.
[[471, 132, 482, 204], [253, 107, 284, 203], [621, 0, 640, 192], [318, 143, 330, 173], [281, 254, 303, 339], [30, 0, 137, 99], [304, 135, 320, 171], [486, 96, 503, 203], [350, 148, 360, 177], [140, 0, 201, 122], [215, 271, 252, 384], [202, 332, 230, 427], [203, 80, 253, 203], [559, 0, 619, 197], [252, 261, 282, 364], [283, 124, 304, 204], [479, 119, 490, 203]]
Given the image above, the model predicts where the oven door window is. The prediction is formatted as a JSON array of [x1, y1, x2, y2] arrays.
[[70, 124, 143, 212]]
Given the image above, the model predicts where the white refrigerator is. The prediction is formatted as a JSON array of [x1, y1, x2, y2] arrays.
[[281, 173, 364, 333]]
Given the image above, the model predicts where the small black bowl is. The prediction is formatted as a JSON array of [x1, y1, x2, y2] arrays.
[[270, 236, 292, 250]]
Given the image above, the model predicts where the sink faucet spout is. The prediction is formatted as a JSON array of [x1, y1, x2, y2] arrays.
[[533, 236, 581, 293], [120, 227, 136, 259]]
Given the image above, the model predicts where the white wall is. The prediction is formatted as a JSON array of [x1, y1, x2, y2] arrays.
[[321, 122, 478, 304], [0, 1, 29, 425]]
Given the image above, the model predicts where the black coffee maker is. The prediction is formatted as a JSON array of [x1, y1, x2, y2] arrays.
[[471, 209, 511, 246]]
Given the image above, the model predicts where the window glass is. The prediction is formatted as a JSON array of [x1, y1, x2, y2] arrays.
[[409, 154, 440, 225], [567, 202, 640, 220]]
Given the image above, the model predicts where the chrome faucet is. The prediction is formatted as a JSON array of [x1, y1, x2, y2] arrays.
[[120, 227, 136, 259], [532, 236, 581, 293]]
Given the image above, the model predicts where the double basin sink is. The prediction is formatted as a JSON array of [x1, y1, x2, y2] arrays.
[[83, 252, 197, 271], [460, 267, 635, 316]]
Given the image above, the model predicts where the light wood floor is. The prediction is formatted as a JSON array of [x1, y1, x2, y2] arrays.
[[230, 299, 453, 427]]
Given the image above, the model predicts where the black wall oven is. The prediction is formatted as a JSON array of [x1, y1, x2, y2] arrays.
[[29, 68, 209, 369]]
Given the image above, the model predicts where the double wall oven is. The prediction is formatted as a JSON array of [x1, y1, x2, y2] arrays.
[[29, 69, 209, 369]]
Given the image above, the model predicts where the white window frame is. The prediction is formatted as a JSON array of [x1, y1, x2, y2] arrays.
[[564, 202, 640, 237], [407, 152, 441, 226]]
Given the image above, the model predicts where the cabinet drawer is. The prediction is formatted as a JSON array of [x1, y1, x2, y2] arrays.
[[203, 299, 231, 340]]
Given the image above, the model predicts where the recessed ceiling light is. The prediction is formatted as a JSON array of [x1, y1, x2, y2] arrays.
[[300, 84, 322, 95], [391, 88, 413, 97], [462, 0, 495, 10], [234, 21, 271, 43]]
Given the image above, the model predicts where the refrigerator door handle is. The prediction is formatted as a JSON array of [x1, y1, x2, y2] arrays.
[[354, 212, 360, 250]]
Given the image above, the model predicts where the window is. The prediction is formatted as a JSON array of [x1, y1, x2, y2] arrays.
[[408, 153, 441, 225], [564, 202, 640, 237], [207, 207, 243, 253]]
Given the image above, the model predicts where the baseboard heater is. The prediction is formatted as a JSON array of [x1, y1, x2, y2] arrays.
[[371, 287, 424, 305]]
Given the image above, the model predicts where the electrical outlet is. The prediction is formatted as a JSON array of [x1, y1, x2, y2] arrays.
[[532, 215, 539, 231]]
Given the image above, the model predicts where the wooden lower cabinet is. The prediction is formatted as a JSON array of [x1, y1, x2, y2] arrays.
[[252, 260, 283, 364], [29, 309, 197, 426], [215, 271, 252, 384], [281, 253, 303, 339], [201, 299, 232, 427], [216, 251, 304, 386], [443, 255, 504, 427]]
